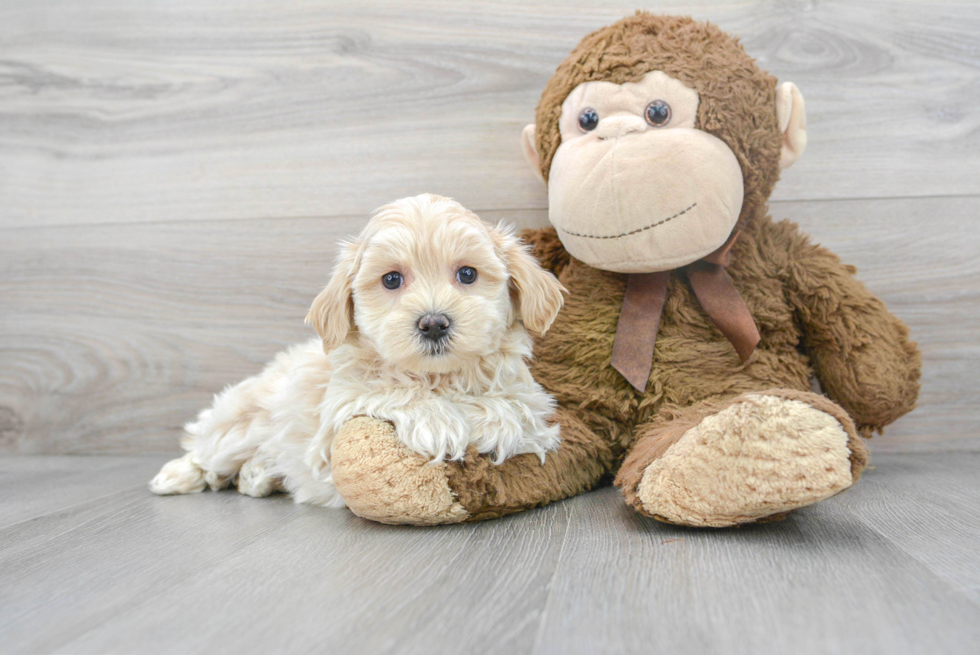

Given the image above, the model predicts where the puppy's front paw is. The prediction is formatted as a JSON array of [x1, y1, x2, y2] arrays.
[[331, 417, 469, 526], [392, 405, 471, 462], [464, 400, 561, 464]]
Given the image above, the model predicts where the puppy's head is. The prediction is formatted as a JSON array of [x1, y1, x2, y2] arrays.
[[306, 194, 565, 374]]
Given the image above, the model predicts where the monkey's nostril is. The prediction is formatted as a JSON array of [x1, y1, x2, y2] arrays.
[[418, 313, 451, 341]]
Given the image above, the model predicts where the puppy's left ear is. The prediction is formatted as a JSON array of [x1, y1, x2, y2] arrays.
[[306, 242, 358, 352], [496, 226, 566, 335]]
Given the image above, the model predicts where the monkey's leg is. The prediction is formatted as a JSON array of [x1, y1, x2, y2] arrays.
[[331, 408, 619, 525], [615, 389, 869, 528]]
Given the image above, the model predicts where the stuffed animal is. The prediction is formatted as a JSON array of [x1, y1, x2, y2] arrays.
[[330, 13, 921, 527]]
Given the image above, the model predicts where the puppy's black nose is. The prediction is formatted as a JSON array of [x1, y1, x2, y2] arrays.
[[418, 314, 451, 341]]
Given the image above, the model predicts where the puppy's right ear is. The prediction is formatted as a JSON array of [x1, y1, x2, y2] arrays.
[[306, 242, 357, 352]]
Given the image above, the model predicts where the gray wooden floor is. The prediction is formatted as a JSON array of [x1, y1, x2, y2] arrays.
[[1, 453, 978, 655]]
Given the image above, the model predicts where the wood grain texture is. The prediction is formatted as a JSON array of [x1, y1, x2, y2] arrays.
[[3, 197, 977, 454], [0, 0, 978, 229], [532, 464, 980, 655], [0, 469, 309, 652], [0, 453, 978, 654], [0, 455, 571, 655], [0, 217, 350, 454], [835, 453, 980, 603], [1, 0, 979, 454], [0, 455, 164, 527]]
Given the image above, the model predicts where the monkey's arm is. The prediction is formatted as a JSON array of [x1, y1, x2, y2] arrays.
[[445, 406, 619, 521], [519, 226, 571, 277], [778, 223, 921, 435], [331, 408, 620, 524]]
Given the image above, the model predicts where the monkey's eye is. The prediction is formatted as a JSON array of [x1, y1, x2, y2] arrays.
[[578, 108, 599, 132], [645, 100, 671, 127], [381, 271, 403, 290], [456, 266, 478, 285]]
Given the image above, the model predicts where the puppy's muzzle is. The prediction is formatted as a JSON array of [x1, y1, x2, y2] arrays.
[[418, 313, 451, 343]]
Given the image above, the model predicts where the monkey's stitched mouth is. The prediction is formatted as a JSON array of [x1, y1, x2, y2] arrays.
[[558, 202, 697, 240]]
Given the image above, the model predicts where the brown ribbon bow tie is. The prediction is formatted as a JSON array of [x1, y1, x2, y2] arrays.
[[610, 231, 761, 392]]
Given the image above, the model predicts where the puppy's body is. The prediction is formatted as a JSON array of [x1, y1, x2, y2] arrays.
[[150, 195, 564, 507]]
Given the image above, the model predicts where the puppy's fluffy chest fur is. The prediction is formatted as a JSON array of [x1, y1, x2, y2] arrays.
[[319, 331, 560, 465]]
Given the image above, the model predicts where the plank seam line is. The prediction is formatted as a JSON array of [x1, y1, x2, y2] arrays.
[[0, 482, 150, 534], [9, 496, 307, 652], [838, 500, 980, 611], [1, 193, 978, 233], [530, 499, 575, 655]]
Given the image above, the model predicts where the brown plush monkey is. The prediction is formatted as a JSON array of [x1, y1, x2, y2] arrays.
[[331, 13, 921, 527]]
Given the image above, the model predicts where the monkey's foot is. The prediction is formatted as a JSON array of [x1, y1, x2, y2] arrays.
[[331, 417, 469, 526], [618, 390, 868, 528]]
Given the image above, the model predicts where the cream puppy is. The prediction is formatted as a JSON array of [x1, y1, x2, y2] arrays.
[[150, 194, 565, 508]]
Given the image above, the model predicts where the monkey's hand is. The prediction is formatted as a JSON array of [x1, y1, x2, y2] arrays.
[[331, 407, 614, 525], [330, 416, 469, 525], [782, 228, 921, 436]]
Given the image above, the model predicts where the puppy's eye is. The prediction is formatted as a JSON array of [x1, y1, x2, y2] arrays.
[[381, 271, 403, 290], [578, 108, 599, 132], [456, 266, 477, 285], [645, 100, 671, 127]]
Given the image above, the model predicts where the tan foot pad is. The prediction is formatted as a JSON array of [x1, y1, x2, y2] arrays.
[[331, 417, 469, 526], [638, 394, 855, 527]]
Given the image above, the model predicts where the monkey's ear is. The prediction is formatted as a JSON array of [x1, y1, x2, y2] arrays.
[[776, 82, 807, 169], [521, 124, 545, 183], [305, 242, 357, 353]]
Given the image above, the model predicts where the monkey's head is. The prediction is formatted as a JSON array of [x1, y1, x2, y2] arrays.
[[522, 13, 807, 273]]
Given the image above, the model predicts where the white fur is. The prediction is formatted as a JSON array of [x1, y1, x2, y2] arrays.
[[150, 194, 565, 508]]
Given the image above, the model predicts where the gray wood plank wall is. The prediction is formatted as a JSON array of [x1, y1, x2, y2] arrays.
[[1, 0, 978, 454]]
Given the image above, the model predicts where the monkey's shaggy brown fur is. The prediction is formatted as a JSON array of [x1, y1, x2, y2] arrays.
[[440, 13, 920, 523]]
